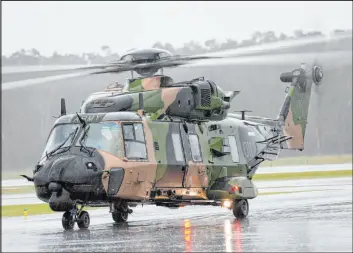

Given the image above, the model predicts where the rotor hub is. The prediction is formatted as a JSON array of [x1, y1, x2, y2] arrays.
[[312, 65, 323, 85]]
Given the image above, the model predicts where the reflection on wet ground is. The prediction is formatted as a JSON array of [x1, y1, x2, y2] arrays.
[[2, 182, 352, 252]]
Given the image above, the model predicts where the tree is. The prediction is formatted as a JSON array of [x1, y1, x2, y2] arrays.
[[261, 31, 277, 43], [180, 41, 206, 55], [279, 33, 288, 41], [294, 30, 305, 38], [205, 39, 219, 51], [251, 31, 262, 43], [101, 45, 112, 56], [306, 31, 323, 37], [220, 39, 238, 50], [30, 48, 41, 57], [152, 42, 164, 49], [164, 43, 176, 54]]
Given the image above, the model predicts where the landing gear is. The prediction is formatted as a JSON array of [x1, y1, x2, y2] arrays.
[[232, 199, 249, 219], [112, 211, 128, 223], [77, 211, 90, 229], [61, 204, 90, 230], [62, 211, 75, 230], [111, 201, 133, 223]]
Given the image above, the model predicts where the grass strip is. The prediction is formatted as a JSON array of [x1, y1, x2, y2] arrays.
[[1, 204, 97, 217], [258, 189, 330, 196], [261, 154, 352, 167], [2, 185, 35, 195], [253, 169, 352, 181]]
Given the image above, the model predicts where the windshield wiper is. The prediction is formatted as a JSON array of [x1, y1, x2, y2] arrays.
[[79, 125, 94, 156], [45, 127, 79, 159]]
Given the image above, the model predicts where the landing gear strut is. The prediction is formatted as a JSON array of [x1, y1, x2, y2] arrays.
[[62, 203, 90, 230], [232, 199, 249, 219], [111, 201, 133, 223]]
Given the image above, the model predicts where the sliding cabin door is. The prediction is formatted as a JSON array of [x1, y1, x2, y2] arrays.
[[154, 122, 186, 188]]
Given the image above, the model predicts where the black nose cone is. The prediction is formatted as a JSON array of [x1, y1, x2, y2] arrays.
[[33, 148, 105, 186]]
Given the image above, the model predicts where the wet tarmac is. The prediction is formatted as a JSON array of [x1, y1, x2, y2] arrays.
[[2, 178, 352, 252]]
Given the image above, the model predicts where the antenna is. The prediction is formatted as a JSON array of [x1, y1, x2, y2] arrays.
[[234, 110, 252, 120], [138, 93, 144, 111], [61, 98, 67, 116], [138, 93, 145, 116]]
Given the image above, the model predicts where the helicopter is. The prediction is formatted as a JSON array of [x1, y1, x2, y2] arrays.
[[21, 48, 324, 230]]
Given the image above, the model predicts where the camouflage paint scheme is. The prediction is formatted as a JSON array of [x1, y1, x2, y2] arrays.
[[32, 64, 316, 213], [81, 76, 238, 121], [95, 68, 315, 202], [282, 76, 313, 150]]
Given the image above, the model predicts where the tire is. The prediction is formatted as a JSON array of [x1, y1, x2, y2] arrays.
[[112, 211, 128, 223], [232, 199, 249, 219], [62, 211, 75, 230], [77, 211, 90, 229]]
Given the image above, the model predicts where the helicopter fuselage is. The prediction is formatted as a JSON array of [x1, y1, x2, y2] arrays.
[[33, 111, 267, 211]]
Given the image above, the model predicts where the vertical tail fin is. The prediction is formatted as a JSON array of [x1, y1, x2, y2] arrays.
[[278, 64, 323, 150]]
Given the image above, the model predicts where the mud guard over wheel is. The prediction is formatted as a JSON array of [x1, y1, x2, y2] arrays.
[[232, 199, 249, 219]]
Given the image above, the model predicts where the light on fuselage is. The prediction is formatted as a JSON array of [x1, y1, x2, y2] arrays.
[[223, 200, 232, 209]]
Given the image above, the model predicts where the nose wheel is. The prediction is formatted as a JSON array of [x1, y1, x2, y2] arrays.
[[62, 204, 90, 230]]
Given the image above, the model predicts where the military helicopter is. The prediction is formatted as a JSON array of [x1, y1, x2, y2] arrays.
[[21, 48, 323, 230]]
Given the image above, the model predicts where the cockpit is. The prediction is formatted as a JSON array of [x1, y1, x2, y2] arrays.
[[40, 121, 147, 162]]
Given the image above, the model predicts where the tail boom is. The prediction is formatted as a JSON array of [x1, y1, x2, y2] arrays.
[[278, 65, 322, 150]]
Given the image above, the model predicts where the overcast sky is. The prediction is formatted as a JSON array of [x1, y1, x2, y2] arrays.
[[2, 1, 352, 56]]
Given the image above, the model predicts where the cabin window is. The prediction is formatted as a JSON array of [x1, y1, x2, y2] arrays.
[[172, 133, 184, 162], [228, 135, 240, 162], [222, 137, 231, 153], [123, 123, 147, 160], [188, 134, 202, 162]]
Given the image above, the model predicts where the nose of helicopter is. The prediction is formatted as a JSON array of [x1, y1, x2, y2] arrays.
[[33, 150, 106, 211], [34, 154, 104, 185]]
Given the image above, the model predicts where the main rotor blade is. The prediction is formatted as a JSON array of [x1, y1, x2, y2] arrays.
[[180, 50, 352, 69], [198, 33, 352, 59], [89, 34, 352, 74], [2, 71, 93, 91], [3, 34, 349, 76]]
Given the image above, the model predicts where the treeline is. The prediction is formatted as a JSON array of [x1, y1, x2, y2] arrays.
[[2, 29, 351, 66]]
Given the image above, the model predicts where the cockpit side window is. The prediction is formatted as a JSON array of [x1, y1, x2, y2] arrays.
[[76, 122, 124, 158], [122, 123, 147, 160]]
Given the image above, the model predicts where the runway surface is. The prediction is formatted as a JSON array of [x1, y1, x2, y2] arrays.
[[2, 177, 352, 252]]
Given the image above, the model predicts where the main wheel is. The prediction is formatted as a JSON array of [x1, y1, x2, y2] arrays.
[[112, 211, 128, 223], [232, 199, 249, 219], [62, 211, 75, 230], [77, 211, 90, 229]]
